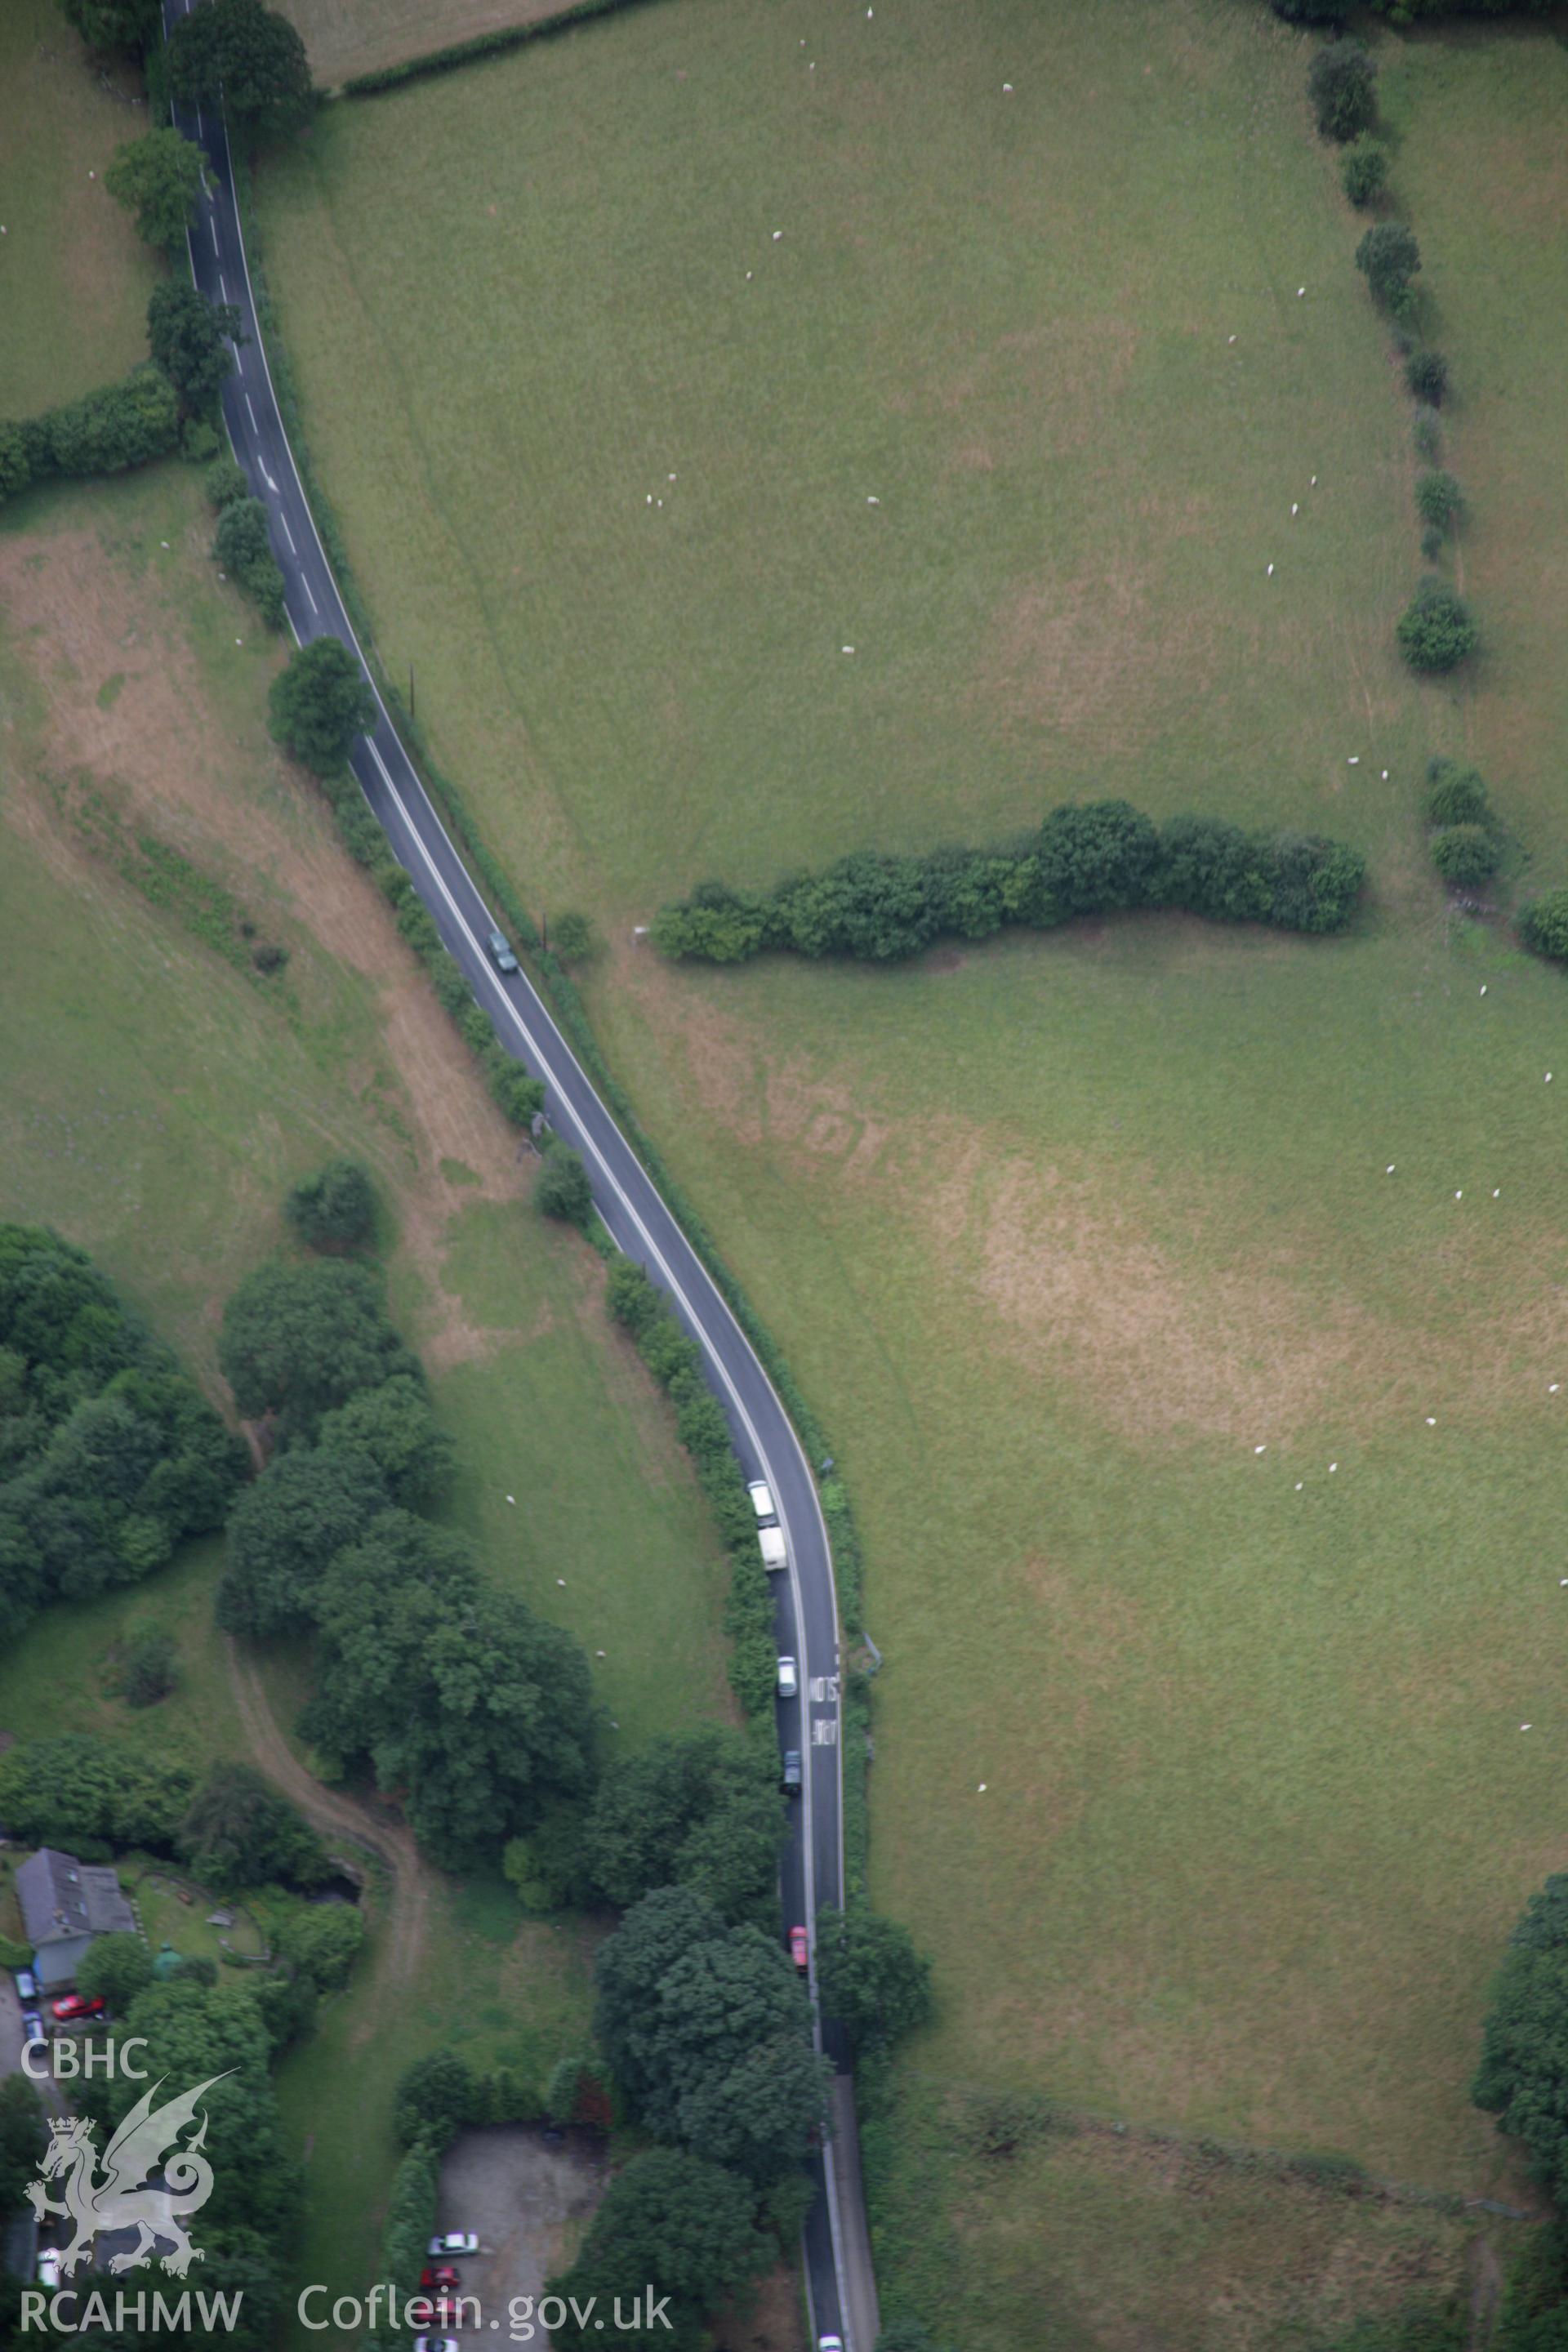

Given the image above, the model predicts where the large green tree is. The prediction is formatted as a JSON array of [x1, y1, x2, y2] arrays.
[[546, 2150, 771, 2352], [814, 1905, 933, 2052], [1307, 40, 1378, 142], [77, 1931, 155, 2014], [270, 1900, 363, 1992], [166, 0, 314, 138], [88, 1976, 295, 2240], [217, 1444, 388, 1637], [305, 1512, 598, 1853], [147, 282, 243, 413], [267, 638, 377, 776], [315, 1376, 453, 1509], [587, 1728, 786, 1927], [176, 1761, 327, 1892], [1475, 1875, 1568, 2201], [594, 1888, 827, 2183], [218, 1258, 420, 1436], [105, 130, 207, 251], [393, 2048, 478, 2152]]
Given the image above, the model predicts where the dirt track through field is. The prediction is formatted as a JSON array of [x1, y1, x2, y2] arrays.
[[225, 1639, 432, 2010]]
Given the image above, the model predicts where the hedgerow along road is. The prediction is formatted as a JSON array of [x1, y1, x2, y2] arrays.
[[161, 4, 878, 2344]]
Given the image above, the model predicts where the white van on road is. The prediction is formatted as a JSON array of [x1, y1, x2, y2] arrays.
[[746, 1478, 777, 1523]]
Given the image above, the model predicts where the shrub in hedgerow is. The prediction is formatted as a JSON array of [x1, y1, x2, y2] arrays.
[[1412, 406, 1441, 461], [1414, 470, 1461, 533], [1405, 348, 1449, 405], [1419, 525, 1443, 563], [549, 911, 597, 964], [1396, 579, 1477, 674], [1339, 139, 1388, 208], [1423, 760, 1470, 817], [204, 454, 248, 510], [1356, 221, 1421, 310], [1424, 760, 1490, 828], [214, 495, 287, 628], [536, 1146, 592, 1228], [1430, 824, 1499, 888], [1518, 892, 1568, 965], [1308, 41, 1377, 141], [1271, 0, 1345, 20]]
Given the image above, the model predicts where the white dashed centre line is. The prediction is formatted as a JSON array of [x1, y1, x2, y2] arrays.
[[278, 514, 296, 554], [244, 393, 258, 431]]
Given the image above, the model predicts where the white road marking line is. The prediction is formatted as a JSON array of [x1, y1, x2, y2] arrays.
[[209, 213, 219, 255], [278, 513, 296, 552], [244, 393, 258, 430], [219, 274, 228, 301], [302, 577, 318, 614]]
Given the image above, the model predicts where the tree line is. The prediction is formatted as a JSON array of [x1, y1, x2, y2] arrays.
[[651, 800, 1367, 968]]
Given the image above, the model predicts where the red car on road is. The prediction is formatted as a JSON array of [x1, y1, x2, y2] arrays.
[[51, 1994, 105, 2023], [419, 2270, 461, 2292], [789, 1926, 809, 1974]]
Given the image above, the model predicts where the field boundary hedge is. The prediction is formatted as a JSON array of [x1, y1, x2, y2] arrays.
[[337, 0, 666, 97], [653, 808, 1367, 969], [229, 151, 871, 1652]]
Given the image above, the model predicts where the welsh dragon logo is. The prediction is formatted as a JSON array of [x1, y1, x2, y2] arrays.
[[26, 2074, 231, 2277]]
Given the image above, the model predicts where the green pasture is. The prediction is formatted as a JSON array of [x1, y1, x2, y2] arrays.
[[0, 0, 162, 417], [237, 0, 1568, 2339]]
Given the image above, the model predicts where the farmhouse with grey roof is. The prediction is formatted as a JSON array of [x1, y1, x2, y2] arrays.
[[15, 1846, 136, 1992]]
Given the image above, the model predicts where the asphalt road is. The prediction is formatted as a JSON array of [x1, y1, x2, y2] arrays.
[[163, 16, 877, 2348]]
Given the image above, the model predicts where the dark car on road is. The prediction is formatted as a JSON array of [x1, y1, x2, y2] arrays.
[[782, 1749, 802, 1796], [487, 929, 519, 974]]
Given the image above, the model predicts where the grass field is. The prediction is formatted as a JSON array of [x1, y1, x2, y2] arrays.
[[243, 2, 1568, 2340], [0, 459, 736, 2326], [0, 0, 160, 417]]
